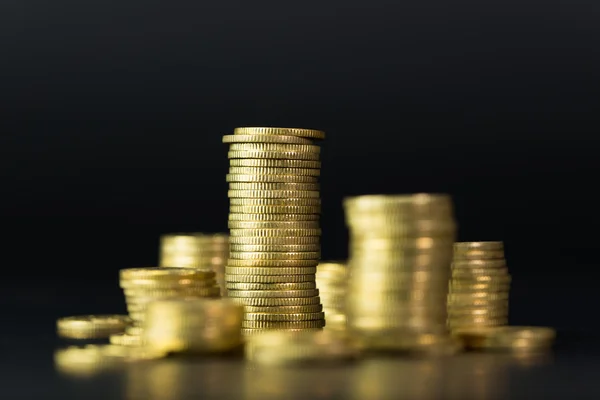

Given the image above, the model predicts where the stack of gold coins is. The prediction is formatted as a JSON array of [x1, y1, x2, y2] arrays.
[[343, 194, 457, 350], [447, 241, 511, 333], [117, 267, 220, 344], [223, 127, 326, 335], [316, 261, 348, 331], [159, 233, 229, 295]]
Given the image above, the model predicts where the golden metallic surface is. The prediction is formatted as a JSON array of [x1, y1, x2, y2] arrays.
[[225, 266, 317, 275], [229, 143, 321, 154], [228, 182, 319, 191], [56, 315, 131, 339], [143, 298, 244, 354], [242, 320, 325, 329], [244, 304, 323, 313], [229, 213, 319, 222], [120, 267, 215, 281], [452, 267, 510, 277], [229, 296, 321, 307], [228, 289, 319, 298], [228, 221, 320, 230], [241, 328, 323, 335], [233, 126, 326, 139], [228, 150, 320, 161], [120, 278, 217, 290], [223, 134, 314, 144], [109, 333, 142, 347], [229, 205, 321, 214], [228, 189, 320, 198], [229, 228, 321, 237], [316, 261, 348, 332], [451, 259, 507, 269], [227, 259, 319, 268], [228, 235, 320, 244], [226, 282, 316, 290], [229, 197, 321, 206], [229, 166, 320, 176], [453, 250, 505, 260], [124, 287, 221, 298], [454, 241, 504, 251], [229, 158, 321, 168], [226, 173, 318, 183], [225, 274, 316, 283], [229, 243, 320, 252], [245, 312, 325, 322], [229, 251, 320, 260]]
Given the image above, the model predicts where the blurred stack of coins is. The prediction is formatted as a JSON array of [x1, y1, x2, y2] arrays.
[[117, 268, 221, 344], [159, 233, 229, 295], [447, 241, 511, 333], [223, 127, 326, 335], [343, 194, 457, 350], [316, 261, 348, 331]]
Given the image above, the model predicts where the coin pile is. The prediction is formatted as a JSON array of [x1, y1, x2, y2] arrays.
[[343, 194, 457, 350], [447, 242, 511, 333], [223, 127, 326, 335], [117, 267, 220, 344], [159, 233, 229, 295], [316, 261, 348, 331]]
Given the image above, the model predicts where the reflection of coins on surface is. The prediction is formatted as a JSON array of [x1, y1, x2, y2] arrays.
[[57, 315, 131, 339]]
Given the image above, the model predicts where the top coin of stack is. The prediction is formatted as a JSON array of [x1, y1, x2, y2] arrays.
[[159, 233, 229, 295], [447, 241, 511, 335], [316, 261, 348, 331], [343, 194, 457, 351], [224, 127, 326, 334]]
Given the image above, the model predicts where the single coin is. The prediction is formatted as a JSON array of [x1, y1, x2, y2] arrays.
[[241, 328, 323, 335], [226, 282, 316, 290], [448, 292, 509, 301], [223, 134, 314, 145], [229, 205, 321, 214], [123, 286, 221, 298], [452, 267, 510, 277], [229, 243, 320, 252], [227, 259, 319, 267], [119, 267, 215, 281], [447, 307, 509, 318], [242, 320, 325, 329], [229, 167, 321, 176], [226, 274, 316, 283], [228, 289, 319, 298], [229, 197, 321, 206], [451, 275, 512, 284], [229, 158, 321, 168], [244, 304, 323, 313], [125, 326, 143, 336], [225, 266, 317, 275], [447, 317, 508, 327], [451, 259, 507, 269], [228, 150, 320, 161], [448, 298, 509, 308], [230, 296, 321, 306], [109, 333, 142, 347], [229, 251, 320, 261], [234, 127, 326, 139], [245, 312, 325, 322], [228, 190, 320, 199], [229, 228, 321, 237], [485, 326, 556, 351], [453, 250, 505, 260], [228, 236, 320, 245], [226, 174, 318, 183], [120, 279, 217, 290], [57, 315, 131, 339], [449, 282, 511, 292], [229, 213, 320, 221], [454, 242, 504, 251], [229, 182, 320, 191], [228, 221, 320, 230], [229, 143, 321, 153]]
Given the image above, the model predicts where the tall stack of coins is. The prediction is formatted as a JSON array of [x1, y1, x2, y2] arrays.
[[316, 261, 348, 332], [116, 268, 220, 344], [223, 127, 326, 335], [447, 241, 511, 333], [159, 233, 229, 295], [343, 194, 457, 350]]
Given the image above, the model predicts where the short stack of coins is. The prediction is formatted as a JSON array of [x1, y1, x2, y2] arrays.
[[316, 261, 348, 332], [343, 194, 457, 350], [159, 233, 229, 295], [223, 127, 326, 335], [116, 268, 221, 344], [447, 241, 511, 332]]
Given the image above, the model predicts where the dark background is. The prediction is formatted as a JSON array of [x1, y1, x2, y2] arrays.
[[2, 0, 599, 337]]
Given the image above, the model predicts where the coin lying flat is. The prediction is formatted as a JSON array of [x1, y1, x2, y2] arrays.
[[223, 134, 315, 145], [229, 167, 321, 176], [233, 127, 326, 139], [226, 174, 318, 183], [57, 315, 131, 339]]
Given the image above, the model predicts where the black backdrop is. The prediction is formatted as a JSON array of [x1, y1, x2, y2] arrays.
[[2, 0, 599, 334]]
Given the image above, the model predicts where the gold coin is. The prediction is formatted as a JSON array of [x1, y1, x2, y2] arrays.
[[123, 286, 221, 298], [226, 174, 318, 183], [454, 241, 504, 251], [447, 317, 508, 327], [223, 134, 314, 145], [229, 213, 319, 221], [230, 296, 321, 306], [245, 312, 325, 322], [451, 275, 512, 284], [448, 291, 509, 301], [227, 259, 319, 267], [229, 251, 320, 261], [228, 150, 320, 161], [452, 267, 509, 277], [229, 167, 321, 176], [225, 274, 316, 283], [242, 328, 323, 335], [228, 182, 320, 191], [228, 190, 320, 199], [228, 221, 320, 230], [229, 243, 320, 252], [120, 278, 217, 289], [119, 267, 215, 281], [229, 158, 321, 168], [229, 205, 321, 214], [228, 289, 319, 298], [344, 193, 452, 212], [125, 326, 143, 335], [242, 320, 325, 329], [244, 304, 323, 313], [229, 143, 320, 153], [234, 127, 325, 139], [229, 228, 321, 237], [56, 315, 131, 339], [449, 298, 509, 308], [229, 197, 321, 206], [485, 326, 556, 351], [228, 235, 320, 245], [449, 282, 511, 292], [451, 259, 507, 269], [447, 307, 508, 318], [225, 266, 317, 275], [109, 333, 142, 347], [226, 282, 316, 290], [453, 250, 505, 260]]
